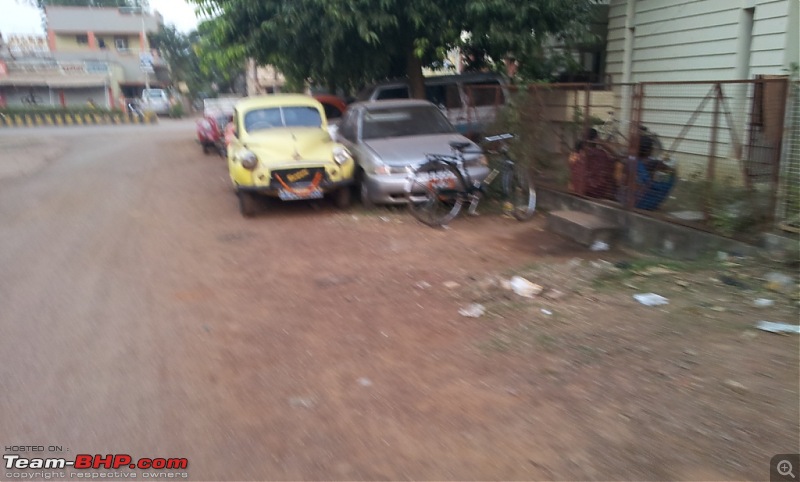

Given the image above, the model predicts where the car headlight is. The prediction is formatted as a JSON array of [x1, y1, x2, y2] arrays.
[[372, 163, 391, 175], [333, 146, 352, 165], [238, 150, 258, 170]]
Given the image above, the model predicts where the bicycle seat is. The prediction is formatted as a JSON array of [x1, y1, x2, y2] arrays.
[[449, 141, 472, 152]]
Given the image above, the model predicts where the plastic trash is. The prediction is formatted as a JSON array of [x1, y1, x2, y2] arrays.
[[509, 276, 543, 298], [458, 303, 486, 318], [541, 308, 553, 316], [755, 321, 800, 334], [590, 240, 610, 251], [633, 293, 669, 306], [753, 298, 775, 308]]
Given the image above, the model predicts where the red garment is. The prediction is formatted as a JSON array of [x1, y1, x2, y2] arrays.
[[568, 151, 587, 195], [584, 145, 616, 199]]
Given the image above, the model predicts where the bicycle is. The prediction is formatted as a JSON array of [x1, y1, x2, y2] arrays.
[[404, 133, 536, 227], [596, 110, 664, 158]]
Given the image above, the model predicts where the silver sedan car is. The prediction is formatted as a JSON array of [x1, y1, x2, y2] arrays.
[[334, 99, 489, 206]]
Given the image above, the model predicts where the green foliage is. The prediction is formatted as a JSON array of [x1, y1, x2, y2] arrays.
[[186, 0, 595, 94], [169, 102, 184, 118]]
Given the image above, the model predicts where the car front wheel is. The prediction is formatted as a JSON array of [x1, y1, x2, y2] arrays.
[[333, 187, 351, 209], [359, 180, 375, 209], [237, 191, 259, 217]]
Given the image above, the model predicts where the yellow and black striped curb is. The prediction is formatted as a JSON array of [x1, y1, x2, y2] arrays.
[[0, 112, 158, 128]]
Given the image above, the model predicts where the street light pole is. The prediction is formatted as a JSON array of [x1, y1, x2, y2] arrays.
[[140, 8, 149, 92]]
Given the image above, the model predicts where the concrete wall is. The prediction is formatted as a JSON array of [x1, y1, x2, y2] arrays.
[[538, 188, 770, 259]]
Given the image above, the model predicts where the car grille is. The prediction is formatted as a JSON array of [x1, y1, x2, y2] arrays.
[[271, 167, 326, 188]]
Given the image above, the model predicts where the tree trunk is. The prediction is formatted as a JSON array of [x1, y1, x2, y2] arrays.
[[406, 49, 425, 100]]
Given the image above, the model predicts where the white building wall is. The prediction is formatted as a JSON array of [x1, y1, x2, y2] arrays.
[[606, 0, 794, 84]]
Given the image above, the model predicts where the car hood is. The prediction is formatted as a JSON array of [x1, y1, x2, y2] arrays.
[[244, 128, 334, 161], [363, 134, 480, 166]]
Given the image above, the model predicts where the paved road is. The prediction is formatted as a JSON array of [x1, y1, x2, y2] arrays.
[[1, 120, 203, 465], [0, 121, 555, 480]]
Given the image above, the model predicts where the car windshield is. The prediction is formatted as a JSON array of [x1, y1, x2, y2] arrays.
[[244, 106, 322, 132], [146, 90, 165, 99], [361, 105, 455, 140]]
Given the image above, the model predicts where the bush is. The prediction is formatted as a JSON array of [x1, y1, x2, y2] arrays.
[[169, 103, 184, 118]]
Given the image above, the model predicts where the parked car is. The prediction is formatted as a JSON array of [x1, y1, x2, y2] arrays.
[[141, 88, 171, 116], [313, 94, 347, 124], [356, 73, 508, 138], [314, 94, 348, 138], [335, 99, 489, 207], [227, 94, 355, 216], [196, 96, 240, 155]]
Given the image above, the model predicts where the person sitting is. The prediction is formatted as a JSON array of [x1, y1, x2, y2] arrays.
[[568, 128, 616, 200], [583, 128, 616, 200], [618, 135, 676, 210], [568, 139, 587, 195]]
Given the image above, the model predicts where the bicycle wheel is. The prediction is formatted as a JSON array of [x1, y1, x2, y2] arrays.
[[502, 163, 536, 221], [406, 161, 464, 227]]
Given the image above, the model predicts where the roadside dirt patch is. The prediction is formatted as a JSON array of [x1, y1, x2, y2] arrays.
[[107, 136, 800, 479]]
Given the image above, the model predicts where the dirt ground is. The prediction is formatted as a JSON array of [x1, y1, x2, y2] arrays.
[[1, 124, 798, 481], [161, 134, 798, 480]]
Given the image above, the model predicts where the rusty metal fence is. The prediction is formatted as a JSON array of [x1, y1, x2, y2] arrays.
[[482, 78, 796, 239]]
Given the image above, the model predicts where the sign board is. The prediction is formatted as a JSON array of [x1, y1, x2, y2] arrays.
[[139, 52, 154, 73]]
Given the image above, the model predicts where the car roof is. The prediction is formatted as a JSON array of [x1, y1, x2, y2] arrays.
[[352, 99, 435, 110], [236, 94, 322, 111]]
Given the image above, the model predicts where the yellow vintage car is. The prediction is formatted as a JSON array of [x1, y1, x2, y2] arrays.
[[227, 94, 355, 216]]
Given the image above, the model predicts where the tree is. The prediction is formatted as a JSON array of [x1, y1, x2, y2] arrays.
[[188, 0, 596, 96]]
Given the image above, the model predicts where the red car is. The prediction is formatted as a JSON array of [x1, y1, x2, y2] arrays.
[[196, 97, 240, 155], [314, 94, 347, 124]]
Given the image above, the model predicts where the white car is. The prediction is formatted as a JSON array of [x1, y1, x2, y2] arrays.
[[335, 99, 489, 207], [141, 89, 170, 116]]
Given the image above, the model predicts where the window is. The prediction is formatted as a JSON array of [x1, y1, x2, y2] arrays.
[[98, 38, 107, 49], [375, 87, 409, 100], [115, 37, 129, 50], [76, 34, 88, 45], [244, 106, 322, 132], [464, 81, 504, 107], [361, 105, 454, 140], [425, 84, 462, 108], [339, 110, 357, 141], [321, 103, 342, 120]]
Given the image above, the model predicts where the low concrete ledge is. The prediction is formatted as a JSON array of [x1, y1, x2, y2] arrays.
[[0, 111, 157, 128], [538, 188, 768, 259], [548, 210, 620, 246]]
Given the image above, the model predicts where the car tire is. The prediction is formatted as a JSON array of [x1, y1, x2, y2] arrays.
[[359, 180, 375, 209], [333, 187, 351, 209], [237, 191, 259, 217]]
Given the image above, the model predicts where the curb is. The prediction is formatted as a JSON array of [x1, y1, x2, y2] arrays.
[[0, 112, 158, 128]]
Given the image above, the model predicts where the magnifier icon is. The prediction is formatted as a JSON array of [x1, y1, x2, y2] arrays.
[[778, 460, 796, 478]]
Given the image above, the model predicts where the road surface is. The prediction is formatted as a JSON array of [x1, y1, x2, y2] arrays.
[[1, 120, 797, 481]]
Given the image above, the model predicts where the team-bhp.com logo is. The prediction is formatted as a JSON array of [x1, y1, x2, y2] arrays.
[[5, 453, 188, 470]]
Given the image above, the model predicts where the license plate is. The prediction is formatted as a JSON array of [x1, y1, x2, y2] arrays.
[[420, 171, 457, 190], [278, 188, 323, 201]]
